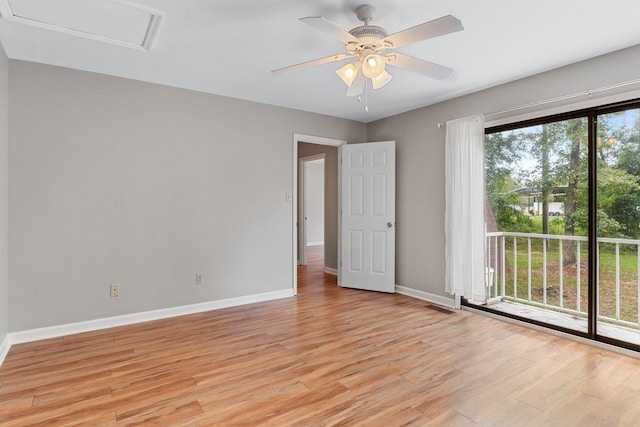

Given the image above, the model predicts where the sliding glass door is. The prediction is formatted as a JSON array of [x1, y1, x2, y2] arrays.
[[596, 107, 640, 346], [482, 100, 640, 351], [484, 116, 589, 333]]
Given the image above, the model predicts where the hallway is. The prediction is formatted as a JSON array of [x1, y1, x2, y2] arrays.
[[297, 245, 336, 291]]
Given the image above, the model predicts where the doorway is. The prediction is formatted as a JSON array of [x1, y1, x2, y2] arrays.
[[292, 134, 346, 295], [299, 154, 325, 266]]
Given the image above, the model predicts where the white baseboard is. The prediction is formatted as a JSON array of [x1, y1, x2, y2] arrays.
[[3, 286, 452, 365], [0, 334, 11, 366], [395, 285, 455, 309], [307, 241, 324, 247], [324, 267, 338, 276], [9, 289, 294, 346]]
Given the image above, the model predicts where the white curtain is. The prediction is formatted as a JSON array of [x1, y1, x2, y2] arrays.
[[445, 115, 486, 304]]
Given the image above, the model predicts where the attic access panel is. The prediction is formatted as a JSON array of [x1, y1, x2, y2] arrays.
[[0, 0, 163, 50]]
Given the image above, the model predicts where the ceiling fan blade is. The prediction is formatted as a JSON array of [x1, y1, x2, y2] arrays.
[[272, 54, 349, 75], [346, 70, 365, 97], [300, 16, 360, 44], [386, 53, 454, 80], [383, 15, 463, 49]]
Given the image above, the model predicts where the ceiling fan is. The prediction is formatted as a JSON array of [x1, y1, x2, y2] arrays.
[[272, 5, 464, 96]]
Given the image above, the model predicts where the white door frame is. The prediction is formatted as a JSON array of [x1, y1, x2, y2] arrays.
[[299, 153, 325, 266], [292, 134, 346, 295]]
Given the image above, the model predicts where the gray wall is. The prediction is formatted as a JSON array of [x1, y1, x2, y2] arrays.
[[0, 46, 8, 342], [7, 43, 640, 331], [8, 61, 365, 331], [367, 44, 640, 299], [298, 143, 339, 270]]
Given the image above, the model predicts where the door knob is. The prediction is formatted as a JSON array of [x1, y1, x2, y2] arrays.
[[387, 222, 393, 228]]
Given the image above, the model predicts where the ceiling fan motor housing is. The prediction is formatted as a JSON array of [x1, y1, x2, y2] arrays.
[[347, 25, 388, 53]]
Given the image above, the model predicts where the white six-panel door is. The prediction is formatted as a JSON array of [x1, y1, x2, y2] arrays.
[[340, 141, 395, 293]]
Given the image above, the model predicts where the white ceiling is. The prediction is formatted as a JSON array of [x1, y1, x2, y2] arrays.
[[0, 0, 639, 123]]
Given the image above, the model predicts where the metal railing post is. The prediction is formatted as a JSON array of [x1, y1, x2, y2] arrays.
[[527, 237, 532, 302], [577, 240, 581, 314], [559, 240, 564, 309]]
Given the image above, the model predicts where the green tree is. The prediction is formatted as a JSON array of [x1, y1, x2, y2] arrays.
[[598, 164, 640, 237], [553, 118, 587, 265], [571, 161, 638, 238], [597, 111, 640, 238], [485, 132, 520, 195], [485, 132, 529, 232], [491, 191, 534, 232], [525, 122, 566, 235]]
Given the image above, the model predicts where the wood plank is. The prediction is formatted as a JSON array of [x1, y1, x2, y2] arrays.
[[1, 246, 640, 425]]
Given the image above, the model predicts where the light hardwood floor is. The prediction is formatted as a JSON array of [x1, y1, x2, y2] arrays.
[[2, 246, 640, 426]]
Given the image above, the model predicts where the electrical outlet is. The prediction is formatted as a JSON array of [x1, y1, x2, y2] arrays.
[[110, 284, 120, 297], [195, 274, 203, 285]]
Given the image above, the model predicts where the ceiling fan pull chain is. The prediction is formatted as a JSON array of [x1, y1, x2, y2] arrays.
[[365, 80, 369, 112]]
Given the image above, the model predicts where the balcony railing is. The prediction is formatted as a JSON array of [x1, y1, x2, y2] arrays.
[[485, 231, 640, 329]]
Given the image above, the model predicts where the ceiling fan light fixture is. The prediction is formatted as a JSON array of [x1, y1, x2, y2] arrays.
[[336, 62, 360, 87], [276, 8, 464, 99], [371, 69, 392, 89], [361, 53, 385, 79]]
